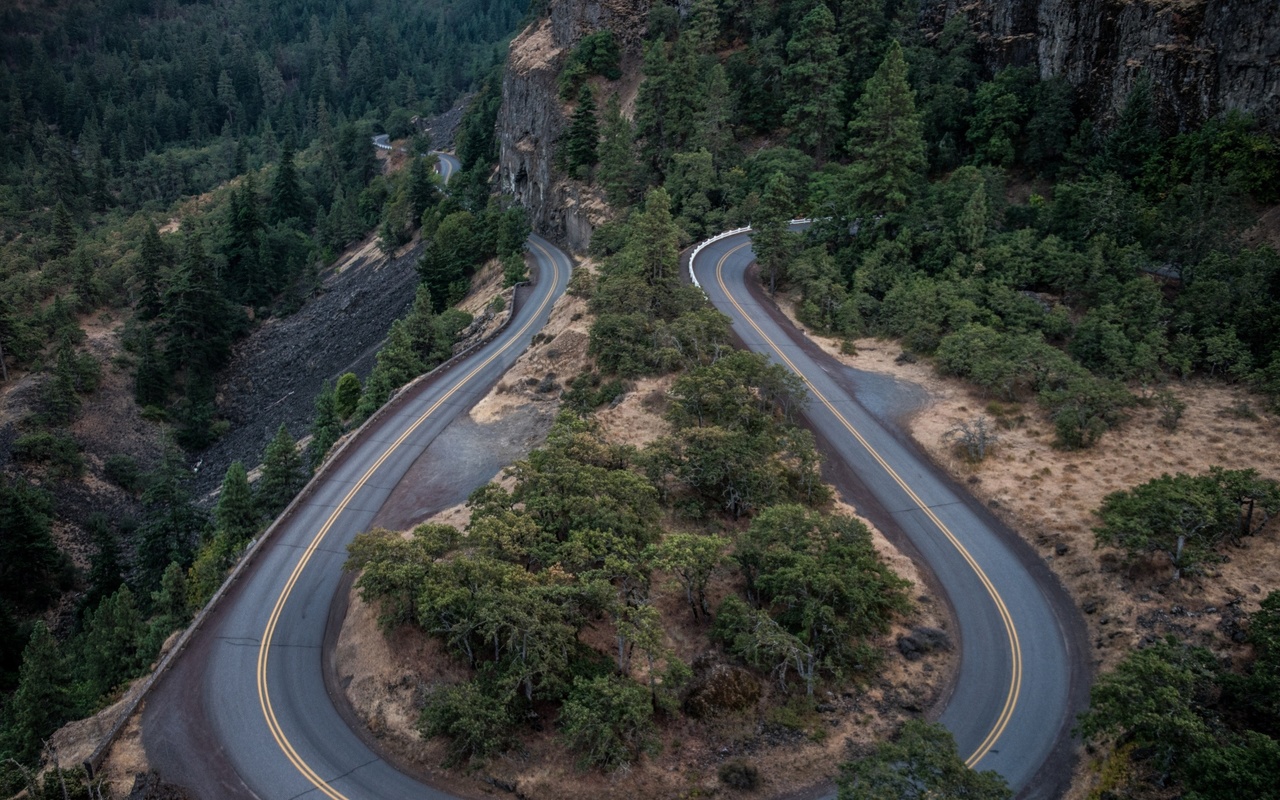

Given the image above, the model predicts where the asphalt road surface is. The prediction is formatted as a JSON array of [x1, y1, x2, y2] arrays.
[[142, 227, 571, 799], [690, 229, 1088, 798]]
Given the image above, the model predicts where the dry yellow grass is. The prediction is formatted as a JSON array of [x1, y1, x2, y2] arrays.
[[774, 298, 1280, 800]]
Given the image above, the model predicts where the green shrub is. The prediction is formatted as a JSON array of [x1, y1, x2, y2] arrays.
[[558, 674, 656, 770], [13, 432, 83, 479], [419, 666, 520, 766], [103, 453, 142, 493]]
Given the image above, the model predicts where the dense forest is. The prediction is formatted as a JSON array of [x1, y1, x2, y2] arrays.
[[0, 0, 531, 789]]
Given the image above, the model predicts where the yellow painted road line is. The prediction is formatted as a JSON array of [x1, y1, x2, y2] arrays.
[[712, 240, 1021, 767], [256, 241, 563, 798]]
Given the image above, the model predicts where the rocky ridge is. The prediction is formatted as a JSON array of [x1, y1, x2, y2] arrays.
[[923, 0, 1280, 130], [497, 0, 649, 251]]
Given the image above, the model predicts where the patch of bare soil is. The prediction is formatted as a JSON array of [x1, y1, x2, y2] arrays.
[[471, 290, 592, 425], [596, 374, 675, 448], [773, 297, 1280, 800]]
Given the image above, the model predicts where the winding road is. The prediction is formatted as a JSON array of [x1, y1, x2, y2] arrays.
[[141, 147, 571, 798], [140, 144, 1083, 797], [690, 228, 1088, 797]]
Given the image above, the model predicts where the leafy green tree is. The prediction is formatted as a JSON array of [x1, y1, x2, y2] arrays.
[[1078, 636, 1221, 781], [1094, 468, 1280, 579], [559, 674, 656, 770], [666, 148, 720, 238], [967, 69, 1032, 167], [847, 40, 926, 215], [783, 4, 846, 162], [334, 372, 362, 419], [732, 505, 909, 673], [1235, 591, 1280, 736], [257, 424, 306, 519], [419, 664, 520, 766], [653, 533, 722, 619], [837, 720, 1012, 799]]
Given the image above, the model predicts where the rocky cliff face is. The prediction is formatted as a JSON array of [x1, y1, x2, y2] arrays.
[[923, 0, 1280, 130], [497, 0, 649, 251]]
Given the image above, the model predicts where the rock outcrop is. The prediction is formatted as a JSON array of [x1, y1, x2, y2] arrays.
[[922, 0, 1280, 130], [497, 0, 649, 251]]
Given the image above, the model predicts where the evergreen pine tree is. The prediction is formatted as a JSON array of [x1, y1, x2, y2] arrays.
[[134, 324, 169, 408], [269, 141, 307, 225], [40, 337, 82, 425], [847, 40, 927, 216], [407, 153, 439, 221], [308, 383, 341, 470], [597, 95, 637, 208], [136, 223, 167, 321], [837, 0, 888, 91], [134, 452, 206, 588], [403, 284, 440, 362], [215, 462, 258, 546], [664, 34, 706, 155], [83, 513, 124, 613], [685, 0, 721, 54], [783, 4, 846, 162], [2, 622, 73, 764], [694, 64, 735, 169], [163, 226, 235, 379], [630, 188, 681, 288], [257, 424, 306, 519], [634, 41, 671, 178], [1105, 72, 1159, 180], [224, 174, 265, 305], [751, 171, 801, 294], [51, 200, 76, 258], [76, 586, 146, 704], [564, 85, 600, 180]]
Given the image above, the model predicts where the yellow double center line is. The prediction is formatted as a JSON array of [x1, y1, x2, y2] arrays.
[[712, 240, 1022, 767], [256, 241, 564, 798]]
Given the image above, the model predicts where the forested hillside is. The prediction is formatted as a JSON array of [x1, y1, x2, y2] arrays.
[[490, 0, 1280, 795], [0, 0, 530, 789]]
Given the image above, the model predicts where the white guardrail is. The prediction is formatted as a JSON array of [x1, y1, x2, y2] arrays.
[[687, 219, 814, 289]]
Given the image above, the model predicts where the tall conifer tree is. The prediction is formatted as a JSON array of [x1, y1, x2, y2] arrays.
[[846, 41, 926, 215]]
